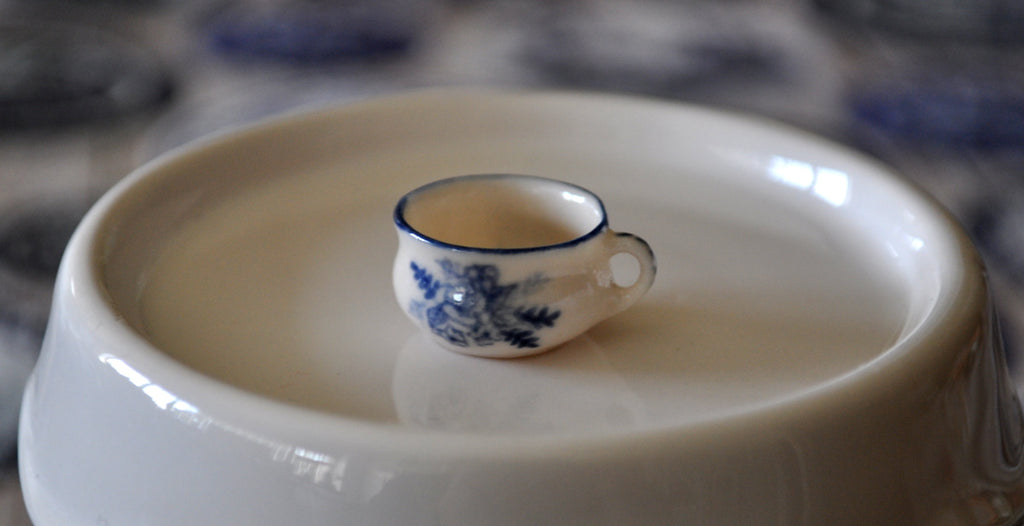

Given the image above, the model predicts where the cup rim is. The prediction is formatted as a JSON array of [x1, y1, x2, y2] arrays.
[[55, 88, 988, 458], [393, 173, 611, 253]]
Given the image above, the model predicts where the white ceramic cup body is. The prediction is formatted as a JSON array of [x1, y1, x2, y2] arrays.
[[393, 174, 656, 358], [17, 90, 1024, 525]]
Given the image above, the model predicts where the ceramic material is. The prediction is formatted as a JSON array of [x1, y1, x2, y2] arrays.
[[18, 90, 1024, 525], [393, 174, 655, 357]]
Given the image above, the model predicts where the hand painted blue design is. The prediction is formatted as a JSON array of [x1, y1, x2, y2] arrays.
[[410, 261, 440, 300], [409, 259, 561, 349]]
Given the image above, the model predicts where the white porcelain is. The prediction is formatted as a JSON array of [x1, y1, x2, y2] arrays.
[[19, 90, 1024, 525], [393, 173, 656, 357]]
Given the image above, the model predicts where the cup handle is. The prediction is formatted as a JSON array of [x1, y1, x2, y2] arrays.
[[606, 232, 656, 315]]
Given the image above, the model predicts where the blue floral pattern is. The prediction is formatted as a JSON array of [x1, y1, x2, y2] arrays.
[[408, 259, 561, 349]]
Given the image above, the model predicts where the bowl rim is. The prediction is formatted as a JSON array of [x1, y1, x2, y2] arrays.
[[60, 87, 988, 459]]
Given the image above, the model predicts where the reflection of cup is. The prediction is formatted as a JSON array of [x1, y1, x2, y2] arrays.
[[392, 174, 656, 358], [392, 333, 646, 434]]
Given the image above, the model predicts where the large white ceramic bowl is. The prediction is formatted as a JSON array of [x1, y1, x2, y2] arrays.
[[19, 90, 1024, 525]]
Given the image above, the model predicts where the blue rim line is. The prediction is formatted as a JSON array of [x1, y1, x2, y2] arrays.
[[393, 174, 609, 254]]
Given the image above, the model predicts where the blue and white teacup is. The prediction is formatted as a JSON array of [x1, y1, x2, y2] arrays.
[[393, 174, 656, 358]]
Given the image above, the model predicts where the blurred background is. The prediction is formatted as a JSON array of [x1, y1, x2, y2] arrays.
[[2, 0, 1023, 522]]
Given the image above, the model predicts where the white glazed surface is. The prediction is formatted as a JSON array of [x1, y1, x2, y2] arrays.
[[19, 90, 1024, 525]]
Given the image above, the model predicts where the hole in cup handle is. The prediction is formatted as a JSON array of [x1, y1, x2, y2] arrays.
[[607, 232, 657, 314]]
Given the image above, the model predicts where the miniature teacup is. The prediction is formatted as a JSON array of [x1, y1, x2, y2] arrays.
[[392, 174, 656, 358]]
